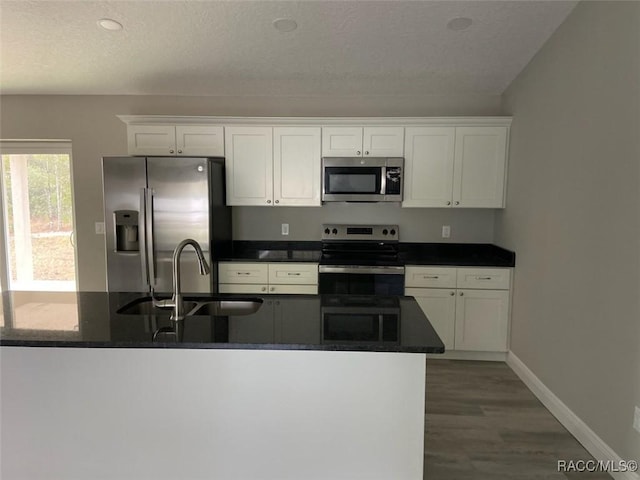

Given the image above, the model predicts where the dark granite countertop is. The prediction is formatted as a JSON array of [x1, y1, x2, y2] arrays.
[[222, 241, 515, 267], [0, 292, 445, 354]]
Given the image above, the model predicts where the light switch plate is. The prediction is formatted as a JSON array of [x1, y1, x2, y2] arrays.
[[95, 222, 105, 234], [442, 225, 451, 238], [281, 223, 289, 236], [634, 406, 640, 433]]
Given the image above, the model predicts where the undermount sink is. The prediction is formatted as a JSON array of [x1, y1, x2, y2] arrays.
[[117, 296, 263, 317], [189, 299, 263, 316]]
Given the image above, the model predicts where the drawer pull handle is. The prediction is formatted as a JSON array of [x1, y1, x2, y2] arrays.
[[237, 272, 251, 276], [477, 276, 493, 280], [287, 272, 301, 276], [424, 275, 439, 279]]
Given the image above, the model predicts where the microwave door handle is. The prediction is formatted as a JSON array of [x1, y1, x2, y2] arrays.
[[380, 166, 387, 195]]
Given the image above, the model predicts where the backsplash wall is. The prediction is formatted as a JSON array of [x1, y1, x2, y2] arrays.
[[233, 204, 495, 242]]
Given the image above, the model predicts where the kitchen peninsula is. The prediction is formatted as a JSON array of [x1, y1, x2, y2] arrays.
[[1, 292, 443, 480]]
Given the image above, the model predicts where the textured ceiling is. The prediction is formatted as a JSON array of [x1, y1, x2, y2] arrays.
[[0, 0, 578, 96]]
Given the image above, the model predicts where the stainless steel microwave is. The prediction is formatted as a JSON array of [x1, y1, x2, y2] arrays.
[[322, 157, 403, 202]]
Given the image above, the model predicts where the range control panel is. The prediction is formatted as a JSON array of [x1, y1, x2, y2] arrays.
[[321, 224, 399, 241]]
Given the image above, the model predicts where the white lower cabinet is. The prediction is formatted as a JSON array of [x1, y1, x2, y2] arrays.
[[218, 262, 318, 294], [228, 297, 321, 344], [405, 266, 511, 353]]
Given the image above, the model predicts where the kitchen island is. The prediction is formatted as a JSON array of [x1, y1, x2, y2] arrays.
[[1, 293, 443, 480]]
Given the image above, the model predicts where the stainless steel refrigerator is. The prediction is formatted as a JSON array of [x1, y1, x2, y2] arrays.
[[102, 156, 231, 294]]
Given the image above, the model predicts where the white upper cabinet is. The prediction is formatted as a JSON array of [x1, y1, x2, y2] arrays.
[[402, 125, 508, 208], [453, 126, 508, 208], [273, 127, 321, 206], [402, 127, 456, 207], [175, 125, 224, 157], [127, 124, 224, 157], [322, 127, 404, 157], [226, 126, 321, 207], [225, 127, 273, 206]]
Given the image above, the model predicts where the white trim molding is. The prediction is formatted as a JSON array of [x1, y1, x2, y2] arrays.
[[117, 114, 512, 127], [507, 351, 640, 480]]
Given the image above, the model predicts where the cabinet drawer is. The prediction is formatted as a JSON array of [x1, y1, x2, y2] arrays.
[[218, 283, 268, 294], [405, 266, 456, 288], [268, 285, 318, 294], [268, 263, 318, 285], [218, 262, 269, 284], [456, 268, 511, 290]]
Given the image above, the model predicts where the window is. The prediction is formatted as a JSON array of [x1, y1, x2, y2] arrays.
[[0, 141, 78, 331]]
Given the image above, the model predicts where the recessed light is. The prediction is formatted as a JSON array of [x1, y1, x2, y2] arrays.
[[447, 17, 473, 31], [98, 18, 123, 31], [273, 18, 297, 33]]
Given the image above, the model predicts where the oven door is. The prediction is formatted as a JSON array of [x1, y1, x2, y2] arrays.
[[322, 302, 400, 344], [318, 266, 405, 295]]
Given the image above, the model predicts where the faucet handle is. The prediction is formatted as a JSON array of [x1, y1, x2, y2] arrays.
[[153, 298, 175, 309]]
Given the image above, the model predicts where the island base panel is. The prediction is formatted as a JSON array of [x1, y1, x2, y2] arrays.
[[1, 347, 426, 480]]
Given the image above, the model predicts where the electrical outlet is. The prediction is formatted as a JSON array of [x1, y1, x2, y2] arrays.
[[442, 225, 451, 239], [634, 406, 640, 433], [281, 223, 289, 236], [95, 222, 105, 234]]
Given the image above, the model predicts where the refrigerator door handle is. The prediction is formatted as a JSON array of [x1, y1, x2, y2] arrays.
[[146, 187, 156, 287], [139, 188, 149, 286]]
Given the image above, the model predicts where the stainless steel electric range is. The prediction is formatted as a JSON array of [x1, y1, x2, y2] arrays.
[[318, 224, 405, 295]]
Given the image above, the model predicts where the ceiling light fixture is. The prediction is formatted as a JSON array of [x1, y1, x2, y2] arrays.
[[97, 18, 123, 31], [447, 17, 473, 31], [273, 18, 298, 33]]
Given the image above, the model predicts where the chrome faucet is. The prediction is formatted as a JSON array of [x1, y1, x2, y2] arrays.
[[156, 239, 210, 321]]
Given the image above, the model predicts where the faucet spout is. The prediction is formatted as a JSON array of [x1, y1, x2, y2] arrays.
[[171, 238, 210, 321]]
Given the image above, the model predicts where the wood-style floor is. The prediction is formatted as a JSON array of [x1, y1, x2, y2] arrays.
[[424, 360, 613, 479]]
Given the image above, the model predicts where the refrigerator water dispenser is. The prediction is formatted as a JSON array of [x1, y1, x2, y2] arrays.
[[114, 210, 139, 252]]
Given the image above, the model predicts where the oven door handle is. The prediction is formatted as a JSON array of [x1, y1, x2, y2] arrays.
[[319, 265, 405, 275]]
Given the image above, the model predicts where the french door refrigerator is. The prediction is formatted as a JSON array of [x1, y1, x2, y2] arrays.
[[102, 156, 231, 294]]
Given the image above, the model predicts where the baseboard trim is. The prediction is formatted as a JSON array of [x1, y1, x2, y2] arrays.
[[506, 351, 639, 480], [427, 350, 507, 362]]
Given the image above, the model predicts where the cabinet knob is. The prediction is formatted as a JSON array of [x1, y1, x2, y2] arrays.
[[364, 151, 369, 155], [261, 287, 267, 292], [275, 200, 279, 204], [459, 292, 464, 296], [270, 287, 275, 292], [169, 149, 175, 154], [450, 291, 455, 296], [177, 149, 183, 154], [455, 201, 460, 205], [446, 201, 451, 206], [267, 199, 272, 204], [356, 150, 361, 156]]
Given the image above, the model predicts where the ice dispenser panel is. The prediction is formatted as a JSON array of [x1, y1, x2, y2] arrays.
[[114, 210, 139, 252]]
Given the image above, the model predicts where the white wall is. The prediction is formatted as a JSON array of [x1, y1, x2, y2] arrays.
[[0, 94, 501, 291], [495, 1, 640, 462]]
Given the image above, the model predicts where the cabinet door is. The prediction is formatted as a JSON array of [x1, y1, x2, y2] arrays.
[[225, 127, 273, 206], [405, 287, 456, 350], [176, 125, 224, 157], [275, 297, 321, 344], [321, 127, 363, 157], [402, 127, 455, 208], [273, 127, 321, 206], [229, 300, 275, 343], [363, 127, 404, 157], [454, 289, 509, 352], [453, 126, 507, 208], [127, 125, 176, 156]]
